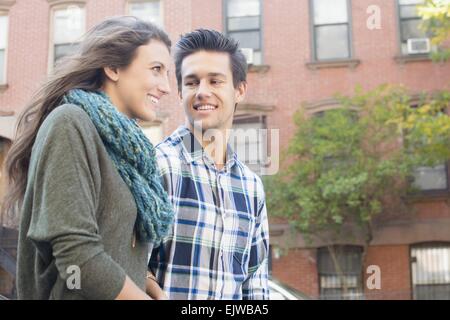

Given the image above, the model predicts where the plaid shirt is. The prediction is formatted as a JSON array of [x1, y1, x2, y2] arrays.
[[148, 126, 270, 300]]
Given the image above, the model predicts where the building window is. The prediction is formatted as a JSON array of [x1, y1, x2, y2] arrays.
[[128, 0, 163, 27], [317, 245, 363, 300], [411, 243, 450, 300], [406, 105, 448, 193], [398, 0, 429, 55], [225, 0, 262, 65], [51, 4, 85, 66], [412, 164, 448, 191], [0, 13, 8, 85], [231, 115, 267, 174], [311, 0, 351, 61]]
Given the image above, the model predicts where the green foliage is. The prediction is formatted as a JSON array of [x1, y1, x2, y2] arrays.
[[418, 0, 450, 62], [265, 85, 450, 243]]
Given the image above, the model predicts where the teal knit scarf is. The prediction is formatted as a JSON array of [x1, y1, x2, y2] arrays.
[[62, 89, 174, 244]]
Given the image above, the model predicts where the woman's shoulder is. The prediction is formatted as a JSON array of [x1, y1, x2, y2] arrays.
[[44, 103, 91, 129], [34, 103, 100, 156], [38, 104, 97, 139]]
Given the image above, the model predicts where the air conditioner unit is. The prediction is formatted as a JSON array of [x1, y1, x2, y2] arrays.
[[240, 48, 254, 65], [407, 38, 431, 55]]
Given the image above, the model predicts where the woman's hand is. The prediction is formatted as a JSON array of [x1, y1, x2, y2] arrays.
[[146, 272, 169, 300], [115, 275, 152, 300]]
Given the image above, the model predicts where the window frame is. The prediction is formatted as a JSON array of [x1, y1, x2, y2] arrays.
[[317, 245, 364, 300], [223, 0, 264, 65], [396, 0, 428, 57], [411, 163, 450, 194], [47, 1, 86, 72], [309, 0, 354, 62], [126, 0, 164, 28], [231, 113, 268, 174], [410, 242, 450, 300], [0, 11, 9, 86], [403, 103, 450, 196]]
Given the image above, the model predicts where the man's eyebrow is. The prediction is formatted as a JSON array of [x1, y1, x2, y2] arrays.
[[183, 74, 198, 79], [208, 72, 226, 77], [183, 72, 226, 79]]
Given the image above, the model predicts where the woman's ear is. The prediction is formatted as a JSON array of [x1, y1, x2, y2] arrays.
[[103, 66, 120, 82]]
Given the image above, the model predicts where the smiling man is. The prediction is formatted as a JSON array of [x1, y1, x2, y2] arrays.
[[148, 29, 270, 300]]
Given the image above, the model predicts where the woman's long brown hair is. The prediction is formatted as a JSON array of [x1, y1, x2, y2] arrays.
[[1, 16, 171, 225]]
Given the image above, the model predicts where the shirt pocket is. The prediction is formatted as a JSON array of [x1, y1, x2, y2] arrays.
[[230, 213, 256, 277]]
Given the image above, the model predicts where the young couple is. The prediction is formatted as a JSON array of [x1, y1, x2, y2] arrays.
[[3, 16, 269, 300]]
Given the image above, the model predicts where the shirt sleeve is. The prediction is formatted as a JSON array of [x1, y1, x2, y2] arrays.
[[242, 195, 270, 300], [26, 109, 127, 300]]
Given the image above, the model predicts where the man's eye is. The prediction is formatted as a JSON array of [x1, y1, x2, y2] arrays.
[[152, 66, 162, 72], [185, 81, 198, 86], [211, 80, 222, 85]]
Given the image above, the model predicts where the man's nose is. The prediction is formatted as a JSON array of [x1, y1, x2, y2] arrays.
[[196, 80, 212, 100]]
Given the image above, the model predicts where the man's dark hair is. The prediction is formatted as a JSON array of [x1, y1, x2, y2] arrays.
[[174, 29, 248, 91]]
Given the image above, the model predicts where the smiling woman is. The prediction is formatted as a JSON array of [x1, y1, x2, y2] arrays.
[[2, 16, 174, 300], [102, 40, 171, 121]]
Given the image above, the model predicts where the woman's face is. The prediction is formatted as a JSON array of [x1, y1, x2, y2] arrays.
[[105, 40, 172, 122]]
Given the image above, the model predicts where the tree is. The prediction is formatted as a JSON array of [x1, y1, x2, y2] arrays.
[[418, 0, 450, 61], [265, 84, 450, 299]]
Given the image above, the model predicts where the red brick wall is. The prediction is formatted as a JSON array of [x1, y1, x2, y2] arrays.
[[0, 0, 50, 113], [364, 245, 412, 300], [272, 245, 413, 300], [414, 201, 450, 220], [271, 248, 319, 299], [2, 0, 450, 145], [257, 0, 450, 149]]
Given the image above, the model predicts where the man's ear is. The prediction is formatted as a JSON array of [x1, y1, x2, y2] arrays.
[[235, 81, 247, 103], [103, 66, 120, 82]]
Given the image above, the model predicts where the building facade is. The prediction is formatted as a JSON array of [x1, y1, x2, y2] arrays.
[[1, 0, 450, 299]]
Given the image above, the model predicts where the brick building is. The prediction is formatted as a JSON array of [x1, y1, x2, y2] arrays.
[[1, 0, 450, 299]]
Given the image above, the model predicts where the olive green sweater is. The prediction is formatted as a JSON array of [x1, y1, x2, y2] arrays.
[[16, 104, 147, 300]]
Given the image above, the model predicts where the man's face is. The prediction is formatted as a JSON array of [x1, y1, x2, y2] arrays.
[[180, 50, 246, 133]]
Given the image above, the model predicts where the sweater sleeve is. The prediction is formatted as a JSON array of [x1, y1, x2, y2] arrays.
[[26, 107, 127, 300]]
